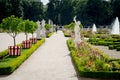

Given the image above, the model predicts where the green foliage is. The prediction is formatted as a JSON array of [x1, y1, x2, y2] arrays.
[[46, 32, 54, 38], [0, 49, 8, 59], [0, 15, 24, 46], [23, 1, 44, 21], [45, 24, 52, 30], [64, 23, 75, 30], [0, 39, 45, 75], [1, 15, 23, 33]]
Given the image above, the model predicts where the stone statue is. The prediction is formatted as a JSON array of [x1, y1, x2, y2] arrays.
[[73, 16, 82, 47], [40, 19, 46, 38], [36, 21, 41, 39]]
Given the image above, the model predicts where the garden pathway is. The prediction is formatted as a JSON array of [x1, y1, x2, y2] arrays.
[[0, 31, 79, 80], [95, 46, 120, 59]]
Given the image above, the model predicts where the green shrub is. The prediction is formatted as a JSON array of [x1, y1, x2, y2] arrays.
[[46, 32, 54, 38], [97, 41, 106, 45], [0, 49, 8, 59], [109, 45, 115, 49], [116, 47, 120, 51], [45, 24, 52, 30], [0, 39, 45, 75]]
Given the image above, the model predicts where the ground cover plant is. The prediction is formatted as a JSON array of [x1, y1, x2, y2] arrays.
[[67, 39, 120, 79]]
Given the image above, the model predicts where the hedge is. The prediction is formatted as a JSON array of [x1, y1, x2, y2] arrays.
[[0, 39, 45, 75], [46, 32, 54, 38], [67, 39, 120, 79], [0, 49, 8, 59]]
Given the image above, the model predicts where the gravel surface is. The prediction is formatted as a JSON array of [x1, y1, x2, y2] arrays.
[[95, 46, 120, 59]]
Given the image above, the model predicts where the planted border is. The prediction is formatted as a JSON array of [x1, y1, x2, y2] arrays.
[[67, 39, 120, 79], [0, 39, 45, 75], [46, 32, 54, 38]]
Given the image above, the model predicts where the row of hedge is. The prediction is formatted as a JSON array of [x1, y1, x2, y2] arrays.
[[62, 30, 71, 37], [46, 32, 54, 38], [67, 39, 120, 79], [88, 37, 120, 51], [0, 39, 45, 75]]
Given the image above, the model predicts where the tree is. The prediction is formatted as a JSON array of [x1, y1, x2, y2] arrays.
[[0, 0, 12, 22], [0, 15, 24, 46], [22, 0, 44, 21], [10, 0, 24, 17], [29, 21, 38, 38], [111, 0, 120, 19], [60, 0, 74, 25]]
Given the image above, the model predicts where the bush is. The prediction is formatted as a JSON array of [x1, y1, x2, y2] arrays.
[[46, 32, 54, 38], [109, 45, 115, 50], [0, 49, 8, 59], [0, 39, 45, 75], [116, 47, 120, 51]]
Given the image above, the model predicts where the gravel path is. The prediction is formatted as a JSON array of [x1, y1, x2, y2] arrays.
[[95, 46, 120, 59], [0, 31, 78, 80]]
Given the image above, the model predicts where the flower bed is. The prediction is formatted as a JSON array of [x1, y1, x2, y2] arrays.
[[0, 39, 45, 75], [67, 39, 120, 79]]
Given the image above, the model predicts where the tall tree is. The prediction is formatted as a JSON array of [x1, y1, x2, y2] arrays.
[[111, 0, 120, 19], [22, 0, 44, 21], [0, 0, 12, 22], [10, 0, 23, 17]]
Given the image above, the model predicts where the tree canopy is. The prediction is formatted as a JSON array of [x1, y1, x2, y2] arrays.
[[0, 0, 120, 26]]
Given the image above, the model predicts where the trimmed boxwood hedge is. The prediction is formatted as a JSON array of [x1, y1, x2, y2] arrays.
[[0, 49, 8, 59], [0, 39, 45, 75], [116, 47, 120, 51], [67, 39, 120, 79], [46, 32, 54, 38]]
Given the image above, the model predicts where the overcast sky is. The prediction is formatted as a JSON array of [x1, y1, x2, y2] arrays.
[[41, 0, 49, 5]]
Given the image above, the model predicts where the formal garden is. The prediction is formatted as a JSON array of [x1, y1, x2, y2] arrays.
[[62, 16, 120, 79], [0, 0, 120, 80]]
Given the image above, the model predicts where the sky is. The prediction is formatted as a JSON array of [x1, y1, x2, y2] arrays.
[[41, 0, 49, 5]]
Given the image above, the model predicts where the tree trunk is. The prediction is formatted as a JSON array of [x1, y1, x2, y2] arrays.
[[32, 33, 34, 38], [25, 33, 28, 40], [13, 37, 16, 46]]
